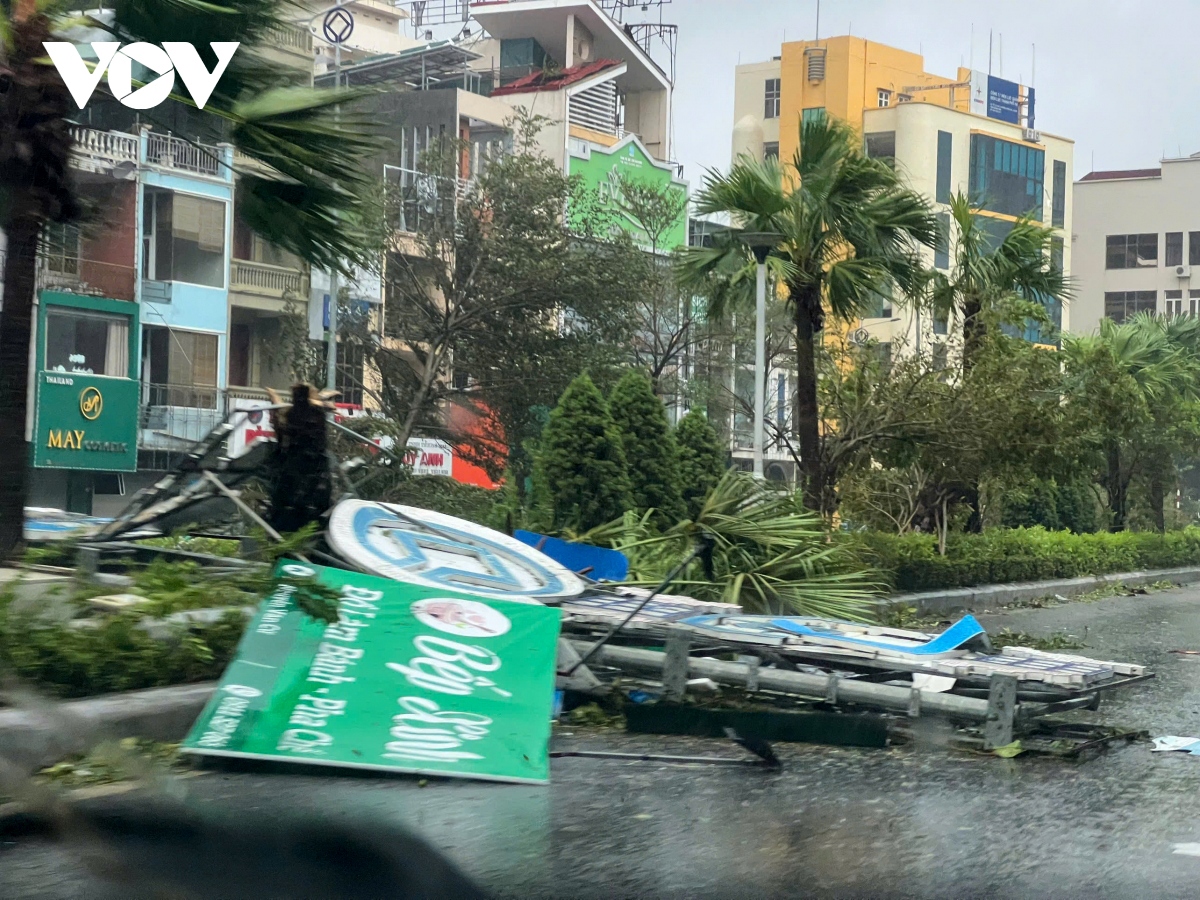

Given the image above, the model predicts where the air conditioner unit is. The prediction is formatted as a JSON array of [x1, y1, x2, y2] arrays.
[[1177, 265, 1192, 278], [1023, 128, 1041, 143]]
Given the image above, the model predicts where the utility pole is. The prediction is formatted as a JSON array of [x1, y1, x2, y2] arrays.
[[325, 0, 344, 393]]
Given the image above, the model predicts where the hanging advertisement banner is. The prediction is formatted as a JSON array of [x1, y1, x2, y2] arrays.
[[182, 562, 562, 784]]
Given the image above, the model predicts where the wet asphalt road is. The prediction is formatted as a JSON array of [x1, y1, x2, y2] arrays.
[[8, 587, 1200, 898]]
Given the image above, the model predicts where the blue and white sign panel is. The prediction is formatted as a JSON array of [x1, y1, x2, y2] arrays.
[[968, 69, 1031, 127], [326, 501, 587, 602]]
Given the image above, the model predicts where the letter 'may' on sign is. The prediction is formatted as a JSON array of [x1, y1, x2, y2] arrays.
[[43, 42, 239, 110]]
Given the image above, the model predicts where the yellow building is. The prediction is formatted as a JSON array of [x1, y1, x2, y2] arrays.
[[733, 35, 1069, 360]]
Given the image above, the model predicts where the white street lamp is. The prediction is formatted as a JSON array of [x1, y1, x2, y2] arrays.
[[739, 232, 782, 480]]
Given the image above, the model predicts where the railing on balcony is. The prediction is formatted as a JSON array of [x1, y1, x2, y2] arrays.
[[231, 259, 305, 298], [70, 127, 138, 173], [384, 166, 467, 236], [139, 383, 224, 453], [146, 133, 222, 177], [0, 250, 137, 303], [268, 22, 313, 53]]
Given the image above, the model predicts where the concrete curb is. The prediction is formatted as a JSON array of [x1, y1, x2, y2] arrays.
[[0, 682, 215, 772], [881, 565, 1200, 616]]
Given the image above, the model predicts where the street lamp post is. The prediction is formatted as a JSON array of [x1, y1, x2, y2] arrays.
[[740, 233, 782, 480]]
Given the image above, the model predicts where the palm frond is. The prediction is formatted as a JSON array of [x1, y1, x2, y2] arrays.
[[582, 470, 880, 620]]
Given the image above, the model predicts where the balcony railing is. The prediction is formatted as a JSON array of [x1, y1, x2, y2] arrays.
[[70, 127, 138, 172], [146, 133, 222, 177], [0, 250, 137, 302], [231, 259, 305, 298], [139, 383, 223, 452], [385, 166, 469, 236], [268, 22, 313, 53]]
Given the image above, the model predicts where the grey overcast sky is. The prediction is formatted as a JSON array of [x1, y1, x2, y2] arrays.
[[653, 0, 1200, 189]]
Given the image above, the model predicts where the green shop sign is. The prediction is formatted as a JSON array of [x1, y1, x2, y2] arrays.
[[182, 563, 562, 784], [569, 134, 688, 251], [32, 373, 139, 471], [32, 291, 140, 472]]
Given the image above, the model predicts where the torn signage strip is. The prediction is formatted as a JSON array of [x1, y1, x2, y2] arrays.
[[561, 587, 741, 624], [181, 562, 562, 784], [680, 615, 985, 659], [513, 531, 630, 582]]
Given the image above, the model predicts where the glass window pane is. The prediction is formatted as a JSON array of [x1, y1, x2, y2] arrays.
[[934, 212, 951, 269], [44, 310, 128, 376], [968, 133, 1044, 219], [764, 78, 781, 119], [1137, 233, 1158, 266], [864, 132, 896, 165], [1190, 233, 1200, 266], [1106, 235, 1126, 269], [1051, 160, 1066, 227], [1167, 233, 1183, 267], [936, 131, 953, 204], [1104, 291, 1127, 323], [169, 194, 226, 287]]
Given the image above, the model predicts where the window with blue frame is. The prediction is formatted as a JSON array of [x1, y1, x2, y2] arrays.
[[968, 133, 1044, 220], [935, 131, 953, 204]]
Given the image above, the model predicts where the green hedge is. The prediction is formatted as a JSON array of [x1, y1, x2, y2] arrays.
[[850, 527, 1200, 592]]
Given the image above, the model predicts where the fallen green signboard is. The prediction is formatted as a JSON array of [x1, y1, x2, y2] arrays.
[[182, 562, 561, 784]]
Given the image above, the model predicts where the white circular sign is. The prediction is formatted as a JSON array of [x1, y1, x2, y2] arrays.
[[411, 597, 512, 638], [326, 500, 587, 602]]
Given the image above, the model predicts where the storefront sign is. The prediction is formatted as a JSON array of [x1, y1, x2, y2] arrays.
[[568, 134, 688, 251], [32, 373, 138, 471], [326, 500, 587, 601], [182, 562, 561, 784], [227, 399, 277, 458]]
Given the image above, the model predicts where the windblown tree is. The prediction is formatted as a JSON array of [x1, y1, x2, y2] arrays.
[[532, 372, 632, 533], [674, 408, 726, 520], [608, 370, 685, 526], [926, 192, 1069, 372], [374, 117, 642, 491], [613, 174, 696, 396], [1065, 314, 1200, 531], [687, 114, 938, 513], [0, 0, 379, 557]]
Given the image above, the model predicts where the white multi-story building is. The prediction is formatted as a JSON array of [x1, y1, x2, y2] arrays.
[[858, 100, 1074, 354], [1072, 157, 1200, 332]]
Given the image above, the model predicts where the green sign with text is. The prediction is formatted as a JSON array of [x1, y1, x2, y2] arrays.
[[569, 134, 688, 251], [32, 372, 139, 471], [182, 563, 562, 784]]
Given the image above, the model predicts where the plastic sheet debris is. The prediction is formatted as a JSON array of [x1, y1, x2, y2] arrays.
[[1152, 736, 1200, 754], [1173, 843, 1200, 857], [911, 674, 957, 693], [514, 531, 629, 581]]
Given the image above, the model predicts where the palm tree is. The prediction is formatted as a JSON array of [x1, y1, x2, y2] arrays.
[[686, 114, 938, 512], [1064, 313, 1200, 530], [0, 0, 380, 557], [928, 193, 1069, 372]]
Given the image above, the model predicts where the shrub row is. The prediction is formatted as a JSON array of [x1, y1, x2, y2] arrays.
[[849, 527, 1200, 592]]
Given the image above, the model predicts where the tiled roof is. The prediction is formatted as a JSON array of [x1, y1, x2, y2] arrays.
[[491, 59, 622, 96], [1079, 168, 1162, 182]]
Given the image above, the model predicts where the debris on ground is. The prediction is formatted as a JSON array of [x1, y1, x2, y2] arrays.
[[1152, 736, 1200, 755]]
